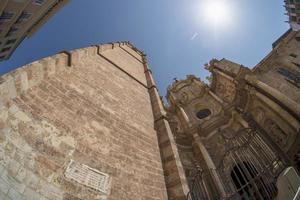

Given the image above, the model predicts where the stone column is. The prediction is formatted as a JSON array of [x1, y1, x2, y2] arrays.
[[177, 106, 227, 198], [245, 75, 300, 119], [143, 57, 189, 200], [192, 134, 227, 198], [177, 106, 190, 130]]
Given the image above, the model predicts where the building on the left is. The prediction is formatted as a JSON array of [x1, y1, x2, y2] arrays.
[[0, 0, 69, 61]]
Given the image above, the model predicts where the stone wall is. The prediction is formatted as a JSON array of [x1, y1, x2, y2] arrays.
[[253, 30, 300, 104], [0, 43, 168, 200]]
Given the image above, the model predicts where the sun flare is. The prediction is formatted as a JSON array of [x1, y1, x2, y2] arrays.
[[200, 0, 233, 28]]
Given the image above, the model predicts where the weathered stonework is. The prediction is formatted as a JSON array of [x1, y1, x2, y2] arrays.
[[0, 27, 299, 200], [0, 42, 168, 200], [164, 29, 300, 200]]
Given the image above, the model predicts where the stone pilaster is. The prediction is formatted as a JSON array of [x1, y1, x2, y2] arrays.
[[143, 57, 189, 200], [177, 106, 227, 198], [192, 134, 227, 198]]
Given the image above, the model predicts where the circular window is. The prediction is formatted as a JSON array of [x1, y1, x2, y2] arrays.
[[196, 109, 211, 119]]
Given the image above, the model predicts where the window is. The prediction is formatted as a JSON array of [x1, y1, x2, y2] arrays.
[[278, 68, 296, 80], [0, 11, 14, 22], [290, 53, 297, 58], [278, 68, 300, 88], [291, 16, 297, 21], [5, 27, 18, 37], [33, 0, 44, 5], [196, 109, 211, 119], [291, 8, 296, 13], [5, 39, 17, 45], [16, 11, 32, 23], [1, 47, 11, 53]]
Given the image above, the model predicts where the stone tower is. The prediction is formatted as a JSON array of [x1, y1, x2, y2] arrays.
[[0, 42, 189, 200]]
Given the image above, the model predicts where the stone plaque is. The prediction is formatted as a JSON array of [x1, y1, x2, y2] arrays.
[[65, 160, 110, 193]]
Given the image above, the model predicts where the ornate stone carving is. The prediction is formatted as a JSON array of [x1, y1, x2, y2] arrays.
[[264, 119, 288, 149], [167, 75, 207, 106], [214, 75, 236, 103], [179, 92, 188, 103], [167, 30, 300, 199], [251, 107, 265, 123]]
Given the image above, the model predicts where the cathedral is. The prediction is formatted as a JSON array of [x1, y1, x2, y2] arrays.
[[166, 29, 300, 200], [0, 28, 299, 200]]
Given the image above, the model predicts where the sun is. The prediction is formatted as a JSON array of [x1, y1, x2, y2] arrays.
[[200, 0, 233, 28]]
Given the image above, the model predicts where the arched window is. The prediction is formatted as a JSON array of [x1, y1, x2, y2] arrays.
[[196, 109, 211, 119]]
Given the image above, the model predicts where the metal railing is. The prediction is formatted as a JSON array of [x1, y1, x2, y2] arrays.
[[187, 170, 210, 200]]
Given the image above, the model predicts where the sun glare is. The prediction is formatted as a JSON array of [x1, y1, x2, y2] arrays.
[[200, 0, 233, 29]]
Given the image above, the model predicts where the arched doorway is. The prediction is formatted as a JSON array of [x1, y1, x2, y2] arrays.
[[186, 128, 286, 199], [231, 162, 257, 198], [218, 128, 282, 199], [230, 161, 277, 199]]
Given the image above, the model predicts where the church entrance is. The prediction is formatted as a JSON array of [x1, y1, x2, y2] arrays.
[[219, 128, 281, 200], [187, 128, 286, 200], [230, 161, 277, 199]]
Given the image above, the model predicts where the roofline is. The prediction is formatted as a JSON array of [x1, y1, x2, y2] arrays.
[[253, 29, 296, 72], [27, 0, 70, 37], [272, 28, 293, 48], [0, 41, 147, 104]]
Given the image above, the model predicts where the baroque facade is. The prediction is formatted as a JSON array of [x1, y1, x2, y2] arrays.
[[0, 29, 298, 200], [166, 29, 300, 199]]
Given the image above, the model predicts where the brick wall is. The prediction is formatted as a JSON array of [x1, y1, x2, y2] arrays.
[[0, 43, 168, 200]]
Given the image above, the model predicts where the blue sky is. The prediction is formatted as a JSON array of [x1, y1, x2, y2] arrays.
[[0, 0, 289, 96]]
